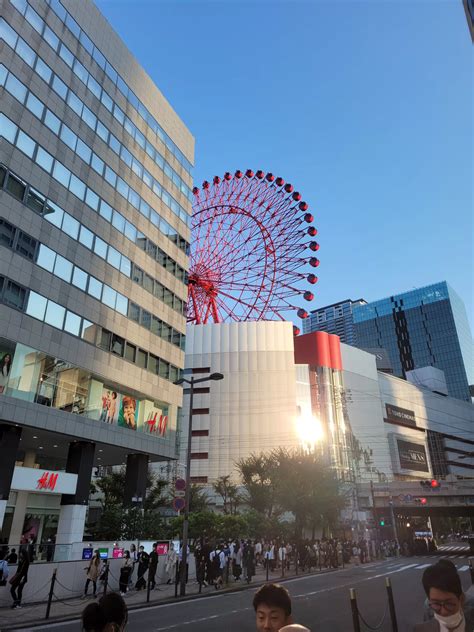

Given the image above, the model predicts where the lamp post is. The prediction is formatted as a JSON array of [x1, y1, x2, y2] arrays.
[[173, 371, 224, 596]]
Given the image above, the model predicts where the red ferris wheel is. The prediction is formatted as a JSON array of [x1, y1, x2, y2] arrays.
[[187, 170, 319, 331]]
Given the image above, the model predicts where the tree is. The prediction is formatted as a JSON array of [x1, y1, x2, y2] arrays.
[[213, 475, 241, 515], [236, 453, 280, 518], [188, 484, 211, 513]]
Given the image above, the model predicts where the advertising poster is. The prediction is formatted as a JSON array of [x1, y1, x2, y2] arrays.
[[140, 400, 168, 436], [82, 548, 93, 560], [113, 547, 124, 559], [99, 548, 109, 559], [99, 388, 120, 425], [397, 439, 429, 472], [118, 395, 138, 430], [0, 346, 14, 394], [156, 542, 169, 555]]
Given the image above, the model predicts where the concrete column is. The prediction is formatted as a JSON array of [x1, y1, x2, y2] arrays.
[[0, 424, 22, 534], [123, 453, 148, 506], [56, 441, 95, 545], [8, 449, 35, 545]]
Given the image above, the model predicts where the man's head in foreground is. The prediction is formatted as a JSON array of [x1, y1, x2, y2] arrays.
[[254, 583, 292, 632], [422, 559, 465, 628]]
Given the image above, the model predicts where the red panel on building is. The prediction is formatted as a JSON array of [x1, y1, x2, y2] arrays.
[[294, 331, 343, 370]]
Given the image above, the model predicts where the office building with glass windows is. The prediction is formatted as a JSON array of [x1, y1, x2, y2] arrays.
[[0, 0, 193, 547], [353, 282, 473, 402], [302, 298, 367, 344]]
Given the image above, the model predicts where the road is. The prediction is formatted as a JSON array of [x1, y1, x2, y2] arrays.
[[19, 548, 472, 632]]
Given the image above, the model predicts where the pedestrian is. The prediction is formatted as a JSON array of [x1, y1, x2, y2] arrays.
[[9, 549, 29, 609], [0, 551, 9, 586], [119, 551, 133, 595], [148, 543, 158, 590], [233, 541, 242, 581], [6, 548, 17, 564], [243, 540, 255, 584], [414, 559, 474, 631], [254, 583, 293, 632], [135, 546, 149, 591], [165, 545, 177, 584], [82, 550, 101, 599], [45, 537, 55, 562], [82, 591, 128, 632], [210, 543, 225, 589]]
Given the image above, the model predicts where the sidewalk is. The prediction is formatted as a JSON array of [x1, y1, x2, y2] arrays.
[[0, 561, 354, 630]]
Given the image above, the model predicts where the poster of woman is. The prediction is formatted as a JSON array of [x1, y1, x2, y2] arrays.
[[118, 395, 138, 430], [0, 350, 13, 393]]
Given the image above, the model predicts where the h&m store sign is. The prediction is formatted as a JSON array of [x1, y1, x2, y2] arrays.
[[11, 466, 78, 495]]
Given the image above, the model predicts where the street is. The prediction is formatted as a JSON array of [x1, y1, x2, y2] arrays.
[[18, 548, 472, 632]]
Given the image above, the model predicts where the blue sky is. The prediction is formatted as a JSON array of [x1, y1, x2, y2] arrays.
[[97, 0, 473, 331]]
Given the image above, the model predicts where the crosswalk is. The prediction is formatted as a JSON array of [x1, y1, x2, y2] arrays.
[[382, 557, 472, 574], [437, 544, 471, 557]]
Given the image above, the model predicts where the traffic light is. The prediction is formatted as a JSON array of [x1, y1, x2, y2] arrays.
[[379, 518, 385, 526], [415, 497, 427, 505], [420, 479, 441, 490]]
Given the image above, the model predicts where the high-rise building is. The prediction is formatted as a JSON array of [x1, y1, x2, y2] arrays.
[[353, 282, 473, 402], [302, 299, 366, 344], [0, 0, 193, 547]]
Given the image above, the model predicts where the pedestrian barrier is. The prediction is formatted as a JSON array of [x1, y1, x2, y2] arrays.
[[349, 577, 398, 632]]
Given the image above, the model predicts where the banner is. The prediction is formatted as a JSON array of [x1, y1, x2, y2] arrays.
[[386, 403, 416, 427], [99, 388, 138, 430], [0, 346, 14, 393]]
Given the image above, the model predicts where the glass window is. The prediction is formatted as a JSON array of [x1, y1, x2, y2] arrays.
[[99, 200, 112, 222], [93, 236, 107, 259], [15, 38, 35, 67], [79, 30, 94, 55], [0, 17, 19, 49], [128, 302, 140, 323], [104, 166, 117, 187], [52, 161, 71, 188], [119, 257, 131, 277], [90, 154, 104, 175], [85, 188, 99, 211], [163, 289, 174, 307], [124, 221, 137, 243], [124, 343, 136, 363], [158, 359, 169, 379], [16, 130, 36, 158], [140, 199, 150, 219], [0, 114, 18, 143], [25, 6, 43, 33], [115, 293, 128, 316], [113, 104, 124, 125], [44, 110, 60, 136], [64, 310, 81, 336], [81, 106, 97, 130], [101, 285, 116, 309], [69, 173, 86, 200], [141, 310, 151, 329], [151, 316, 162, 336], [71, 266, 88, 291], [143, 274, 154, 294], [73, 59, 88, 84], [35, 147, 54, 173], [67, 91, 83, 117], [132, 266, 143, 285], [161, 323, 171, 342], [87, 277, 103, 300], [106, 247, 120, 269], [52, 75, 67, 99], [111, 334, 124, 356], [108, 135, 120, 155], [53, 254, 73, 282], [93, 47, 106, 70], [35, 58, 52, 84], [105, 61, 118, 84], [6, 173, 26, 201], [4, 280, 25, 310], [26, 291, 47, 320], [44, 200, 63, 227], [153, 283, 164, 300], [111, 211, 125, 233], [44, 301, 65, 329], [60, 125, 77, 151], [36, 245, 56, 272], [96, 121, 108, 142], [98, 328, 112, 351], [169, 365, 178, 383], [79, 225, 94, 249], [128, 189, 140, 210], [59, 42, 74, 67], [87, 75, 102, 100], [147, 241, 157, 259], [100, 91, 113, 111], [43, 26, 59, 51], [62, 214, 79, 239], [136, 349, 148, 369], [0, 64, 7, 87], [116, 178, 129, 199], [75, 139, 92, 165], [0, 219, 15, 248], [172, 330, 181, 347], [148, 354, 158, 374], [25, 92, 44, 119]]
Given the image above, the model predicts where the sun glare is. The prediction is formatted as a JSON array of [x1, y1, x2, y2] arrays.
[[295, 413, 324, 451]]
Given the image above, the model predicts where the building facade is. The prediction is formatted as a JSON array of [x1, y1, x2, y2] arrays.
[[302, 299, 366, 344], [0, 0, 193, 546], [353, 282, 473, 402]]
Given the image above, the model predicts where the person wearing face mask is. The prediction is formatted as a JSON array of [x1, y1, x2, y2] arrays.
[[414, 559, 474, 631]]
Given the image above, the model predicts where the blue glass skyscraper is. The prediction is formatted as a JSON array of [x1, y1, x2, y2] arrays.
[[353, 282, 473, 402]]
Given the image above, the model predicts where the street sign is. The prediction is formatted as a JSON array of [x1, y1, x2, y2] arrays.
[[173, 497, 185, 512], [175, 478, 186, 491]]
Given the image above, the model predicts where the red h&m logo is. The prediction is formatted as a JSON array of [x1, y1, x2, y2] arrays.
[[37, 472, 58, 491], [146, 412, 168, 436]]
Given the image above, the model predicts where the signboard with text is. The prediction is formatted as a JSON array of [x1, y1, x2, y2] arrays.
[[397, 439, 429, 472], [386, 403, 416, 427], [11, 466, 78, 495]]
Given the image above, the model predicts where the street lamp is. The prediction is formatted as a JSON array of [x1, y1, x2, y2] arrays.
[[173, 371, 224, 596]]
